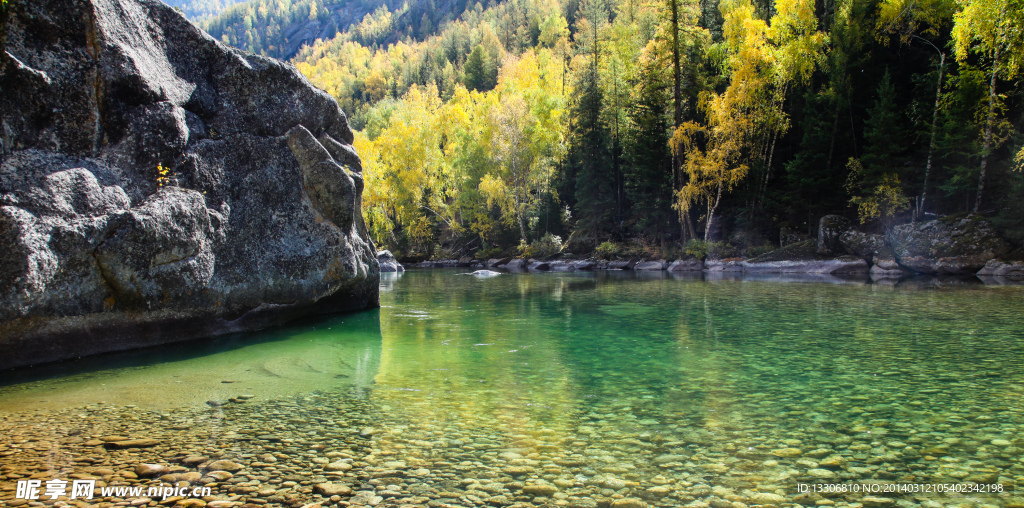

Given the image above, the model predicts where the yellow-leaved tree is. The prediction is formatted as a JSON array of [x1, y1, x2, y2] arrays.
[[672, 0, 826, 241], [356, 84, 460, 252], [477, 50, 568, 244], [950, 0, 1024, 211], [845, 158, 911, 230]]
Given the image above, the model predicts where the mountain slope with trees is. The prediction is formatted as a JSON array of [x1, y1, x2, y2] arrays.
[[213, 0, 1024, 259]]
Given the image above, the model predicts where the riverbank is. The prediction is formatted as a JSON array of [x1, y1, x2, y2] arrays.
[[399, 215, 1024, 283]]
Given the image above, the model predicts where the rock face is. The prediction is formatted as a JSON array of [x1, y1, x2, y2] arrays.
[[0, 0, 378, 369], [839, 230, 884, 259], [817, 215, 852, 255], [889, 215, 1009, 274]]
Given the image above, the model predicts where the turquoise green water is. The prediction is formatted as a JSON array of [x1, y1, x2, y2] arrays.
[[369, 271, 1024, 500], [1, 270, 1023, 507]]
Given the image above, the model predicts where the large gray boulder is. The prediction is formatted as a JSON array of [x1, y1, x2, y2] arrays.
[[0, 0, 378, 369], [839, 230, 885, 259], [499, 258, 527, 270], [548, 260, 576, 271], [742, 239, 868, 274], [704, 260, 743, 272], [528, 260, 551, 271], [889, 215, 1010, 274], [377, 250, 404, 272]]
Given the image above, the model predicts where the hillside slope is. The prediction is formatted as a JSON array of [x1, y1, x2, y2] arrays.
[[200, 0, 471, 60]]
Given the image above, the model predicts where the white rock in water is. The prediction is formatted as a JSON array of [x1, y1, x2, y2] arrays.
[[470, 270, 502, 276]]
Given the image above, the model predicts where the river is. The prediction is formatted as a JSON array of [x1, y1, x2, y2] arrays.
[[1, 270, 1022, 508]]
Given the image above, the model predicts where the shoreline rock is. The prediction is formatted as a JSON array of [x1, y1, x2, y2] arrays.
[[889, 215, 1010, 274], [741, 258, 868, 274], [402, 215, 1021, 280], [377, 250, 404, 273], [634, 260, 668, 271], [976, 258, 1024, 277]]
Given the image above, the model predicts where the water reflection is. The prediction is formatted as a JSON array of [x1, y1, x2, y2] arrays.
[[364, 270, 1024, 502], [0, 311, 383, 411]]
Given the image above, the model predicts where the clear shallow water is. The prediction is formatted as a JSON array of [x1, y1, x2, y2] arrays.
[[1, 270, 1023, 508]]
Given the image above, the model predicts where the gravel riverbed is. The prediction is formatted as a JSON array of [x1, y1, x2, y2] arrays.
[[2, 383, 1022, 508]]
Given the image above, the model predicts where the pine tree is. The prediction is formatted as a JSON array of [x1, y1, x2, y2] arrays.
[[860, 70, 908, 182], [463, 44, 496, 91], [568, 66, 615, 237], [623, 61, 674, 238]]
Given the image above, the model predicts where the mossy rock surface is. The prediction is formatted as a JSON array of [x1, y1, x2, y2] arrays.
[[890, 215, 1010, 274], [747, 240, 821, 263]]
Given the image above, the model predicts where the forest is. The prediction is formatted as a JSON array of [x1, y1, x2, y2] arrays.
[[205, 0, 1024, 260]]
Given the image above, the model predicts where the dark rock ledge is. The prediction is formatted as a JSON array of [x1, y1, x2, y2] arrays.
[[0, 0, 378, 369]]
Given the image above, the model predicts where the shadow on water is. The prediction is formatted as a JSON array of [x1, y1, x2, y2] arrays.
[[0, 309, 384, 411]]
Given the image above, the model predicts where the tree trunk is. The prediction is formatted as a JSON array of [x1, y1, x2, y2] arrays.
[[704, 181, 723, 242], [759, 127, 779, 209], [975, 44, 999, 213], [670, 0, 682, 128], [919, 50, 944, 220], [613, 61, 623, 223], [826, 104, 839, 171], [511, 153, 527, 241]]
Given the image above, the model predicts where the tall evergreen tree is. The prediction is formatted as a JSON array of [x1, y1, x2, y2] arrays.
[[860, 70, 909, 181], [463, 44, 497, 91], [568, 66, 616, 237], [623, 60, 675, 238]]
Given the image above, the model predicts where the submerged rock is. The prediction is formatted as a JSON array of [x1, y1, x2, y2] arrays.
[[105, 438, 161, 449], [889, 215, 1009, 274], [466, 270, 502, 277], [313, 483, 353, 496], [0, 0, 378, 369], [522, 484, 558, 496]]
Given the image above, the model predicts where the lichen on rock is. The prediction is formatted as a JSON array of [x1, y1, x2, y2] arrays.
[[889, 215, 1010, 274], [0, 0, 378, 369]]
